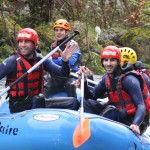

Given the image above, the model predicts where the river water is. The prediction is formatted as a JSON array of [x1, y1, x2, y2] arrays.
[[0, 78, 7, 106]]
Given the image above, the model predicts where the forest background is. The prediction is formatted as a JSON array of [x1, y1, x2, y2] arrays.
[[0, 0, 150, 74]]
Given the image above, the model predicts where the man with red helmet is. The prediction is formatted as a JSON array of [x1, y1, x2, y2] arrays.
[[78, 45, 150, 135], [44, 19, 81, 98], [0, 28, 79, 113]]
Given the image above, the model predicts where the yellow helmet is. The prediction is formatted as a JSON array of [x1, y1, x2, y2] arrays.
[[119, 47, 137, 66]]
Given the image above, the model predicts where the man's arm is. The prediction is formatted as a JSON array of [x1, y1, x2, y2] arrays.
[[44, 59, 70, 77], [0, 56, 16, 80], [84, 75, 107, 100], [123, 75, 146, 135]]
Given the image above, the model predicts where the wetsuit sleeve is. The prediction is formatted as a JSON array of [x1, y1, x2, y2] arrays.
[[142, 73, 150, 91], [84, 75, 107, 100], [122, 75, 146, 126], [44, 59, 70, 77], [0, 56, 16, 80]]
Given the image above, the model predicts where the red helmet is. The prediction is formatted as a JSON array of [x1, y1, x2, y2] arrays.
[[53, 19, 71, 31], [17, 28, 39, 48], [100, 46, 121, 61]]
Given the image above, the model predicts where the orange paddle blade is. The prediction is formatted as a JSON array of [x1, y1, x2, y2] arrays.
[[73, 118, 91, 148]]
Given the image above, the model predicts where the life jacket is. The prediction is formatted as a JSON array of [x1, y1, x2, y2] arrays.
[[51, 41, 61, 59], [139, 69, 150, 78], [6, 52, 44, 98], [106, 70, 150, 115], [134, 61, 150, 78], [51, 37, 69, 59]]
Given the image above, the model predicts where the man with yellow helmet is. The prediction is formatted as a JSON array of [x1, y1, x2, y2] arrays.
[[120, 47, 137, 66], [120, 47, 150, 90], [120, 47, 150, 75]]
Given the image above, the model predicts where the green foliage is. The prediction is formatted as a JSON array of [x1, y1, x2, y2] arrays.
[[36, 23, 54, 53], [20, 0, 54, 27], [128, 0, 139, 6], [118, 27, 150, 71], [142, 1, 150, 27], [119, 27, 150, 48], [81, 52, 105, 75], [0, 45, 12, 62], [1, 0, 150, 73]]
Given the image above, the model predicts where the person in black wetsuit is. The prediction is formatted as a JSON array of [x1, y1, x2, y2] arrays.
[[77, 45, 150, 135], [0, 28, 79, 113], [120, 47, 150, 93], [120, 47, 150, 132]]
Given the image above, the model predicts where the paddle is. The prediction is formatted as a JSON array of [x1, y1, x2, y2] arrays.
[[0, 30, 80, 97], [70, 72, 98, 85], [73, 72, 91, 148]]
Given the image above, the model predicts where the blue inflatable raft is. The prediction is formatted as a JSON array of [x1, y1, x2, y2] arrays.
[[0, 100, 150, 150]]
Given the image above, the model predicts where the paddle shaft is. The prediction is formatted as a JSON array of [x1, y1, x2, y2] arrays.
[[80, 72, 84, 118], [0, 30, 80, 97], [73, 72, 91, 148], [70, 72, 98, 85]]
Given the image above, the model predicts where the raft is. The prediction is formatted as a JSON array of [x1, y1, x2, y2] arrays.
[[0, 100, 150, 150]]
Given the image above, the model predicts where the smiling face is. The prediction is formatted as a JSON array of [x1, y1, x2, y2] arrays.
[[102, 58, 119, 75], [54, 27, 69, 40], [18, 40, 34, 58]]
